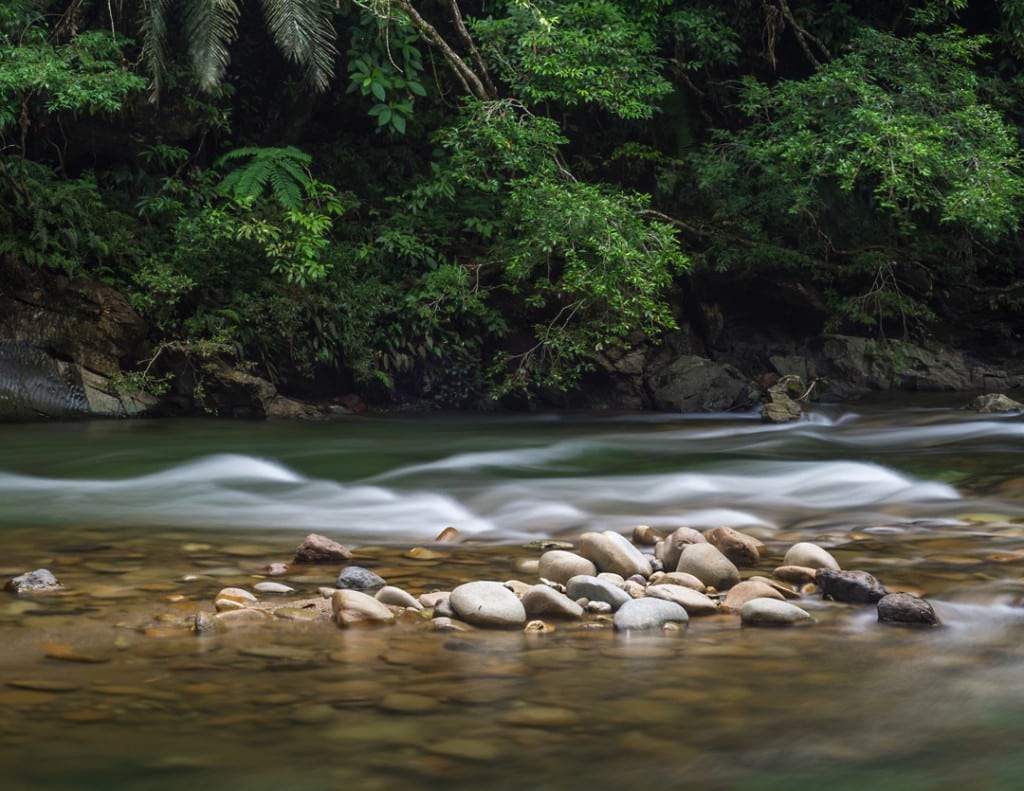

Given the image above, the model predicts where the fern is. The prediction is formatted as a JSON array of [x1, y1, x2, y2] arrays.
[[215, 146, 313, 211]]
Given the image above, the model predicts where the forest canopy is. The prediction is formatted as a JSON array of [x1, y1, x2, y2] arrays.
[[2, 0, 1023, 406]]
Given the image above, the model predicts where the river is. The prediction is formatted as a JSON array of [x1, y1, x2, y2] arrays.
[[1, 397, 1023, 790]]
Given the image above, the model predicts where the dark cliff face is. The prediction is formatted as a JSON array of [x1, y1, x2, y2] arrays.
[[0, 257, 153, 420]]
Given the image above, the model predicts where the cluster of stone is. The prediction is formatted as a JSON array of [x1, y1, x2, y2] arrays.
[[182, 528, 939, 635]]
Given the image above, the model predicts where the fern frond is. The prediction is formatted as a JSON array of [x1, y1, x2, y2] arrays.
[[215, 146, 313, 211], [182, 0, 241, 93], [259, 0, 338, 92]]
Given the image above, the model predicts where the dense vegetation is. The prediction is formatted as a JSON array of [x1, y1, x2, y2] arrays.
[[2, 0, 1023, 407]]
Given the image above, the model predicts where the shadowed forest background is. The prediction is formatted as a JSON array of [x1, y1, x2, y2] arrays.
[[3, 0, 1023, 410]]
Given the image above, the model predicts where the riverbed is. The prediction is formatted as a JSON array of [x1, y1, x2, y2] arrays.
[[2, 398, 1023, 790]]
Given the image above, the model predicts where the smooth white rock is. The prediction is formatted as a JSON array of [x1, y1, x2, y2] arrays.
[[449, 581, 527, 628], [644, 584, 719, 616], [783, 542, 841, 571], [613, 598, 689, 631]]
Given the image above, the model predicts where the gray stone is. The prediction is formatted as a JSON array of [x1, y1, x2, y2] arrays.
[[579, 531, 653, 578], [967, 393, 1023, 413], [647, 355, 753, 413], [644, 584, 719, 616], [565, 574, 631, 610], [449, 581, 527, 628], [703, 526, 763, 567], [877, 593, 940, 626], [783, 542, 841, 571], [817, 569, 888, 604], [521, 585, 584, 619], [739, 598, 815, 627], [294, 534, 353, 564], [613, 598, 690, 631], [538, 550, 598, 586], [676, 543, 741, 590], [336, 566, 386, 593], [6, 569, 63, 594]]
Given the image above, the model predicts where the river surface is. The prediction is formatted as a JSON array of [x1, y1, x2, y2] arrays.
[[2, 397, 1024, 790]]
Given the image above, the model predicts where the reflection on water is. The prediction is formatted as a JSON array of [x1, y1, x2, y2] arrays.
[[0, 401, 1023, 789]]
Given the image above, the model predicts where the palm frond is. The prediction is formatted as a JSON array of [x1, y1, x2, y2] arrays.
[[138, 0, 173, 97], [182, 0, 240, 93], [259, 0, 337, 92]]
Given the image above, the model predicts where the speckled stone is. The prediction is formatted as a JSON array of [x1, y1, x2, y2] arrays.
[[294, 534, 353, 563], [5, 569, 63, 594], [877, 592, 940, 626], [335, 566, 386, 593], [817, 569, 888, 604], [703, 526, 763, 567]]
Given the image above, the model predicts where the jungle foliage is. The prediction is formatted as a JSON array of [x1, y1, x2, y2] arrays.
[[3, 0, 1024, 406]]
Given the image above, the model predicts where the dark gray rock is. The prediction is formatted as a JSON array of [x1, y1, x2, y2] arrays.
[[5, 568, 63, 594], [877, 593, 940, 626], [646, 355, 753, 413], [817, 569, 888, 604], [336, 566, 386, 593]]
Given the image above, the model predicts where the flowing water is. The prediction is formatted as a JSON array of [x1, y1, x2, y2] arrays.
[[2, 397, 1024, 790]]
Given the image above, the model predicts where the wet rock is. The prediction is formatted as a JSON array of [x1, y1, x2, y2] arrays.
[[723, 580, 786, 611], [449, 581, 527, 628], [263, 562, 289, 576], [632, 525, 660, 546], [613, 598, 690, 632], [426, 616, 471, 632], [746, 575, 801, 599], [214, 587, 258, 611], [294, 534, 353, 564], [761, 375, 805, 424], [375, 585, 423, 610], [520, 585, 585, 619], [649, 571, 706, 591], [565, 575, 631, 611], [254, 581, 295, 594], [654, 527, 707, 570], [434, 526, 461, 542], [193, 611, 227, 635], [966, 393, 1023, 413], [783, 542, 841, 571], [877, 593, 940, 626], [647, 354, 753, 413], [418, 591, 450, 609], [817, 569, 888, 604], [274, 607, 325, 622], [5, 569, 63, 594], [515, 558, 540, 576], [504, 579, 532, 597], [336, 566, 386, 593], [538, 550, 598, 585], [622, 579, 647, 599], [739, 598, 815, 627], [773, 565, 820, 586], [585, 600, 613, 614], [523, 620, 556, 634], [214, 608, 274, 628], [644, 584, 719, 616], [703, 526, 763, 567], [579, 531, 653, 578], [676, 544, 741, 590], [332, 590, 396, 627]]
